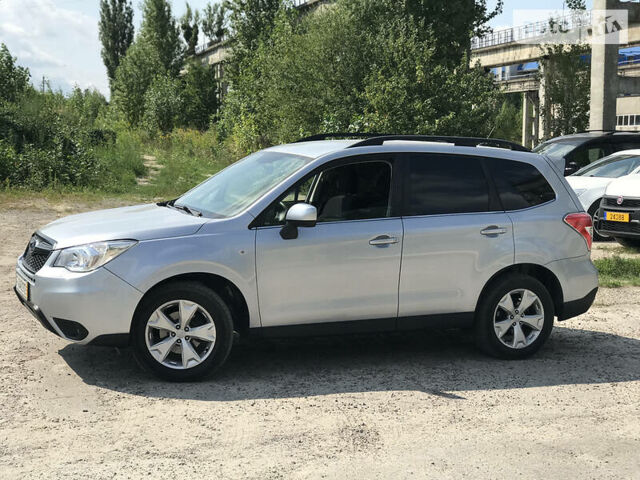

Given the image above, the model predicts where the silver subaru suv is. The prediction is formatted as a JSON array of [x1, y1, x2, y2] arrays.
[[14, 135, 599, 381]]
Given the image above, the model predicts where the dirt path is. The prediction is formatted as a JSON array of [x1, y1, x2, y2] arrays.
[[1, 202, 639, 479], [136, 154, 163, 186]]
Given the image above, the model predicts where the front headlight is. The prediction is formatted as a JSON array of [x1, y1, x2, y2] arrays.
[[573, 188, 587, 197], [54, 240, 137, 272]]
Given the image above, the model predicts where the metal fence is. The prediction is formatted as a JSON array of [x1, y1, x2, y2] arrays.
[[471, 10, 592, 50]]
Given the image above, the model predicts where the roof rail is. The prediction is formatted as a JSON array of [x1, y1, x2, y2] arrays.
[[345, 135, 530, 151], [295, 133, 393, 143]]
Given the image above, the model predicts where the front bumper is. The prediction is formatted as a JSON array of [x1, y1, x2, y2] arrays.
[[14, 258, 142, 345], [596, 197, 640, 239]]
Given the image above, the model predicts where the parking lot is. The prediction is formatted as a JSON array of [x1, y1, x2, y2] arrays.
[[1, 201, 639, 479]]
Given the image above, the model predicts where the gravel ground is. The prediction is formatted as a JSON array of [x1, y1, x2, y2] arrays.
[[1, 201, 639, 479]]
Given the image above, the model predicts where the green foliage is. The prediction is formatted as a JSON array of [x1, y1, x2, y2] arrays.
[[221, 0, 503, 151], [594, 256, 640, 287], [181, 3, 201, 56], [181, 60, 219, 130], [0, 43, 31, 103], [99, 0, 135, 92], [202, 1, 229, 43], [66, 87, 108, 128], [539, 1, 590, 138], [112, 38, 165, 127], [143, 74, 184, 135], [492, 96, 523, 143], [140, 0, 184, 75]]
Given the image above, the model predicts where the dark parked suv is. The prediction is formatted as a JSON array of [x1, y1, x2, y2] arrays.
[[534, 131, 640, 175]]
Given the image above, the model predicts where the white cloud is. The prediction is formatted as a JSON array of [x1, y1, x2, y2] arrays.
[[0, 0, 109, 96]]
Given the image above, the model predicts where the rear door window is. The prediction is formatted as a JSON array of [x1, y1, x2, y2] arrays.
[[488, 158, 556, 210], [403, 154, 491, 216]]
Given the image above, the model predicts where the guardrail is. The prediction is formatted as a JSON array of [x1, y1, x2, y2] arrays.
[[472, 10, 592, 50]]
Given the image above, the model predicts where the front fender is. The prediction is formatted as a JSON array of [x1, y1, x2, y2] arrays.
[[105, 230, 260, 328]]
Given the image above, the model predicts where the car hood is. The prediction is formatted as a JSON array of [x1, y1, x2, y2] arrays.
[[566, 175, 614, 190], [39, 204, 207, 249], [604, 175, 640, 197]]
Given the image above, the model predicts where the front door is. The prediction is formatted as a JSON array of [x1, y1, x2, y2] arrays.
[[255, 158, 403, 328]]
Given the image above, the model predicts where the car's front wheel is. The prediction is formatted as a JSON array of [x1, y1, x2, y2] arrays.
[[474, 274, 554, 359], [132, 282, 234, 381]]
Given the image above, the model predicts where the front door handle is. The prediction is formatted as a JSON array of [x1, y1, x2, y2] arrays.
[[480, 226, 507, 236], [369, 235, 399, 246]]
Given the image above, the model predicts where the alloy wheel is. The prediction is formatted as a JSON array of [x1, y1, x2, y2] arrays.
[[493, 289, 544, 349], [145, 300, 217, 369]]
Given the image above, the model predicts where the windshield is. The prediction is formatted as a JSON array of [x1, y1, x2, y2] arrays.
[[573, 154, 640, 178], [176, 151, 313, 217], [533, 140, 583, 158]]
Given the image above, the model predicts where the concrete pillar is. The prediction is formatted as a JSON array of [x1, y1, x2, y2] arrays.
[[538, 63, 550, 141], [522, 92, 532, 148], [533, 93, 540, 145], [589, 0, 621, 131]]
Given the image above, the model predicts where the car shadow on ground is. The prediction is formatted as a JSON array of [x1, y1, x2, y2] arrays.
[[59, 326, 640, 401]]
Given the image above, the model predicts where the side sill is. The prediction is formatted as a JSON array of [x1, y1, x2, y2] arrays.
[[251, 312, 474, 338]]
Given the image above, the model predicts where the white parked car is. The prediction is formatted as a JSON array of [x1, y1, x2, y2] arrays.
[[595, 171, 640, 248], [566, 150, 640, 240]]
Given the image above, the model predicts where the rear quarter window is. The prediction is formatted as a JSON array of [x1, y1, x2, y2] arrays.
[[488, 158, 556, 210]]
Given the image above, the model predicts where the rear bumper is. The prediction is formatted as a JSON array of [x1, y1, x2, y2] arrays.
[[558, 287, 598, 320]]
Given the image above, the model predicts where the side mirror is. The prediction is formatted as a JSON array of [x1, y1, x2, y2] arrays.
[[565, 161, 579, 176], [280, 203, 317, 240]]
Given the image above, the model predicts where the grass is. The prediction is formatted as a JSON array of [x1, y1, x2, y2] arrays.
[[594, 256, 640, 287], [0, 128, 241, 205]]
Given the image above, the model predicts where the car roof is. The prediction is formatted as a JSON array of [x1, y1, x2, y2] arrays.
[[267, 139, 538, 161], [544, 132, 640, 143], [267, 140, 359, 158]]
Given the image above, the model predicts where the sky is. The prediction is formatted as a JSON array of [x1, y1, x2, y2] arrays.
[[0, 0, 590, 98]]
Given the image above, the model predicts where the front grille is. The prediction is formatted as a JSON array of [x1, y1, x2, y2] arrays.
[[599, 220, 640, 234], [604, 197, 640, 208], [22, 234, 53, 273]]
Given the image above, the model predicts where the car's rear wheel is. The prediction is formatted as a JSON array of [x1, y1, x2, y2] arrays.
[[614, 237, 640, 250], [474, 274, 554, 359], [132, 282, 234, 381]]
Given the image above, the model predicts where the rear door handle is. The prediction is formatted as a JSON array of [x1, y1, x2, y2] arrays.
[[480, 226, 507, 236], [369, 235, 399, 246]]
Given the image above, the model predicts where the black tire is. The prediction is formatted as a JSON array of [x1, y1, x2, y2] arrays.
[[474, 274, 554, 359], [614, 237, 640, 250], [132, 281, 234, 381], [588, 202, 610, 242]]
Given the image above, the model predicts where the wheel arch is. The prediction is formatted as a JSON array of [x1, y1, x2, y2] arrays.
[[475, 264, 564, 318], [132, 272, 251, 338]]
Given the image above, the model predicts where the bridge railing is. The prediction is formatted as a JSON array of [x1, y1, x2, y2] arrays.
[[472, 10, 592, 50]]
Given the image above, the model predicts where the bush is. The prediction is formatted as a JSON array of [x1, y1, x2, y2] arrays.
[[143, 74, 183, 135]]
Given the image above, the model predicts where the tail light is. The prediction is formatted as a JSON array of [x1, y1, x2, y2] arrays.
[[564, 212, 593, 251]]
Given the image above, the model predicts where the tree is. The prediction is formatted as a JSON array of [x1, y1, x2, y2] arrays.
[[0, 43, 30, 103], [112, 38, 165, 126], [220, 0, 503, 151], [202, 1, 229, 43], [98, 0, 134, 92], [140, 0, 183, 75], [181, 60, 219, 129], [143, 73, 183, 134], [181, 3, 201, 56], [539, 0, 590, 138]]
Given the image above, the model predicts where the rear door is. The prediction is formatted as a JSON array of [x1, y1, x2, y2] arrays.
[[397, 153, 514, 326]]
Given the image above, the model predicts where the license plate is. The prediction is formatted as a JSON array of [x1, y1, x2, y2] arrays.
[[604, 211, 630, 222], [15, 272, 30, 301]]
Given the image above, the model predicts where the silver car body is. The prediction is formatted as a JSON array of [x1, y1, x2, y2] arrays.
[[15, 141, 598, 345]]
